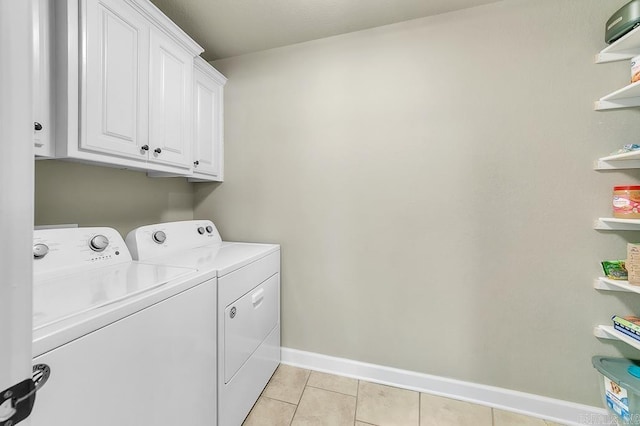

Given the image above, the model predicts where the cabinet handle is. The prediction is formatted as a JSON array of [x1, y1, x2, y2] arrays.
[[34, 122, 42, 131], [141, 145, 149, 151], [194, 161, 199, 166], [154, 148, 162, 154]]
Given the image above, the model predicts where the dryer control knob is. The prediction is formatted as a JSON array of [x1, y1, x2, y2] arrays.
[[206, 225, 213, 233], [197, 227, 205, 235], [153, 231, 166, 244], [89, 235, 109, 252], [33, 243, 49, 259]]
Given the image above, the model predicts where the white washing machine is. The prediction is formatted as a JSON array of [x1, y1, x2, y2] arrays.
[[125, 220, 280, 426], [29, 227, 217, 426]]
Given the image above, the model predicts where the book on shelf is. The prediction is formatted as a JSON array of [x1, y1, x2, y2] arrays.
[[612, 315, 640, 333], [614, 323, 640, 342]]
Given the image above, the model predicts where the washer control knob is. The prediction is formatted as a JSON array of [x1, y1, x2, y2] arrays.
[[89, 235, 109, 252], [206, 225, 213, 233], [197, 227, 205, 235], [152, 231, 166, 244], [33, 243, 49, 259]]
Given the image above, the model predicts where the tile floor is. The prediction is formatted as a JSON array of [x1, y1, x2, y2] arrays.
[[242, 364, 567, 426]]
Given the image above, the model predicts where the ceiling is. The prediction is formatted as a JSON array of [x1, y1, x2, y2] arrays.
[[149, 0, 501, 60]]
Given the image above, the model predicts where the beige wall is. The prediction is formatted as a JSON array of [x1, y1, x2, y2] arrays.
[[35, 160, 195, 236], [194, 0, 640, 406]]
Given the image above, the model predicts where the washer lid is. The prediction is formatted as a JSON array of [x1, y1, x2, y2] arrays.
[[33, 262, 197, 330]]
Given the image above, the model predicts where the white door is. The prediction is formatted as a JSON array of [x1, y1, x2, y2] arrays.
[[32, 0, 54, 157], [148, 28, 193, 168], [83, 0, 150, 160], [193, 61, 224, 180], [0, 0, 35, 425]]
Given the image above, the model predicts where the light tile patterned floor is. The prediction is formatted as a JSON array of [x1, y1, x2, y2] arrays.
[[242, 364, 567, 426]]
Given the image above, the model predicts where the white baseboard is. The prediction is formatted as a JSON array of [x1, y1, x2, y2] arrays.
[[281, 347, 608, 426]]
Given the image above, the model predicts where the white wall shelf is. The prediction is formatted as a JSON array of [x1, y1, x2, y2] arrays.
[[595, 80, 640, 110], [595, 150, 640, 169], [593, 23, 640, 353], [594, 325, 640, 351], [594, 217, 640, 230], [596, 25, 640, 63], [594, 277, 640, 293]]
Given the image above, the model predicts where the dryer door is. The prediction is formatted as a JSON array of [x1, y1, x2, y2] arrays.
[[224, 275, 278, 383]]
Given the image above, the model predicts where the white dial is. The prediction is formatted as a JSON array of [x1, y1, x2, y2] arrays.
[[153, 231, 166, 244], [89, 235, 109, 252], [33, 243, 49, 259]]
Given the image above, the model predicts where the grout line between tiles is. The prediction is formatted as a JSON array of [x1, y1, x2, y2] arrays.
[[351, 378, 358, 425], [263, 395, 295, 405], [355, 379, 360, 424], [288, 369, 313, 425], [352, 388, 356, 426], [288, 387, 305, 426], [304, 384, 358, 398], [305, 383, 359, 398], [418, 391, 421, 426], [298, 369, 312, 405]]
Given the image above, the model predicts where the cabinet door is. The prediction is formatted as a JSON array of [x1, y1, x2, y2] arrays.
[[83, 0, 149, 160], [148, 29, 193, 168], [193, 64, 224, 180], [33, 0, 54, 157]]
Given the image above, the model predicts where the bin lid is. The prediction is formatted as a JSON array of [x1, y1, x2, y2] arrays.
[[592, 356, 640, 393]]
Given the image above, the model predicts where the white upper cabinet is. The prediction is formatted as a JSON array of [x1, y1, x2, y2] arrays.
[[191, 57, 227, 181], [54, 0, 203, 173], [148, 28, 193, 168], [83, 0, 150, 161]]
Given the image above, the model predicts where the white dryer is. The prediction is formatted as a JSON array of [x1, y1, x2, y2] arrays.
[[126, 220, 281, 426], [29, 227, 217, 426]]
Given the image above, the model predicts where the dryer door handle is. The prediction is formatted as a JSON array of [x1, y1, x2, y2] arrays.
[[251, 288, 265, 307]]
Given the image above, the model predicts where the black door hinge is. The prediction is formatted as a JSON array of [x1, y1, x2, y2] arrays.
[[0, 364, 50, 426], [0, 379, 36, 426]]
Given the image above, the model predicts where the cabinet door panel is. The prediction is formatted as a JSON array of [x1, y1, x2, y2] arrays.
[[193, 67, 223, 178], [149, 30, 192, 168], [83, 0, 149, 159]]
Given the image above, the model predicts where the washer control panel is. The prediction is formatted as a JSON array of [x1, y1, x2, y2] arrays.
[[33, 227, 131, 276], [125, 220, 222, 261]]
